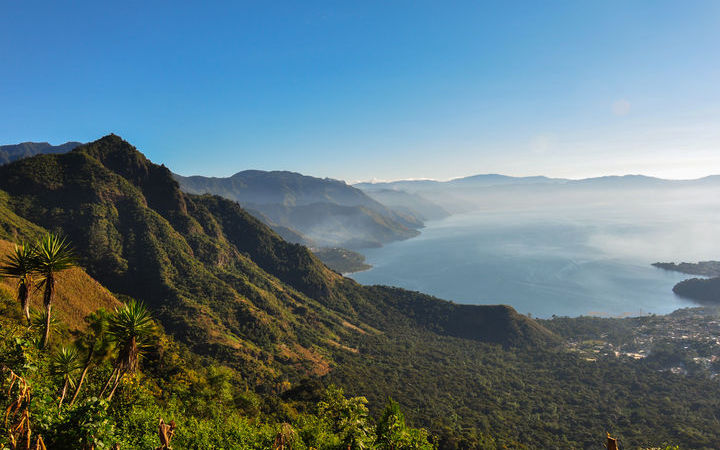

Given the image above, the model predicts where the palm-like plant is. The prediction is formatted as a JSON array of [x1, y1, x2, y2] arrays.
[[31, 308, 60, 338], [50, 346, 82, 408], [0, 242, 36, 324], [34, 233, 75, 349], [68, 309, 113, 406], [104, 300, 155, 401]]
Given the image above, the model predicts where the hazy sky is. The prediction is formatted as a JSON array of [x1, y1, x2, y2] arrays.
[[2, 1, 719, 182]]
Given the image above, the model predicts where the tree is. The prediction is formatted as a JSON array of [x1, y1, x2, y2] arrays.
[[0, 242, 36, 324], [34, 233, 76, 349], [105, 300, 155, 401], [318, 385, 374, 449], [376, 399, 434, 449], [50, 346, 82, 408]]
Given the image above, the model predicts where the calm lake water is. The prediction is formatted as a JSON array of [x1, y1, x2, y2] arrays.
[[350, 202, 719, 318]]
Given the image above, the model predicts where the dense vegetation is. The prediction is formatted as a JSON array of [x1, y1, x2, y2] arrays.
[[0, 283, 433, 449], [671, 277, 720, 305], [312, 247, 372, 274], [651, 261, 720, 305], [0, 135, 716, 448]]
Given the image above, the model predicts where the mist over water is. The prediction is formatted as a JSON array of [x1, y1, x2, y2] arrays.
[[350, 189, 720, 318]]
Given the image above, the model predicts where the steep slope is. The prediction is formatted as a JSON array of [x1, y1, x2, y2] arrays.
[[0, 136, 354, 380], [0, 141, 82, 165], [0, 135, 555, 382], [245, 202, 419, 249], [0, 239, 120, 329], [175, 170, 422, 248]]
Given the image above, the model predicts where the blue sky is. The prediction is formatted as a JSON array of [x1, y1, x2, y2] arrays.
[[2, 1, 719, 182]]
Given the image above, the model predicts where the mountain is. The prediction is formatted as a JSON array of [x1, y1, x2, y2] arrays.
[[355, 174, 562, 192], [356, 173, 720, 214], [245, 202, 419, 249], [0, 135, 553, 380], [5, 136, 720, 447], [174, 170, 422, 248], [0, 141, 82, 165]]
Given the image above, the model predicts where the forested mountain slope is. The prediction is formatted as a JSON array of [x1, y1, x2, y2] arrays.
[[0, 135, 552, 381], [175, 170, 422, 248], [2, 135, 720, 448]]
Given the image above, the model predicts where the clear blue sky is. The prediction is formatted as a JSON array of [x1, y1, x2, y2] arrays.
[[2, 1, 719, 182]]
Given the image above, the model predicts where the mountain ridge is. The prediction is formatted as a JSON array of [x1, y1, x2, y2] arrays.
[[0, 141, 82, 165], [174, 169, 423, 249], [5, 135, 720, 447], [0, 135, 556, 380]]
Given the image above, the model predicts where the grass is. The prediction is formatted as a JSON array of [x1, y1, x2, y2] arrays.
[[0, 239, 121, 330]]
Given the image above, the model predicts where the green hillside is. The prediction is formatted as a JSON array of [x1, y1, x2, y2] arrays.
[[0, 135, 552, 381], [1, 135, 719, 448]]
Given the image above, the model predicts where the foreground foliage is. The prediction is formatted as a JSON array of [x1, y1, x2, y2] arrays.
[[0, 293, 434, 449]]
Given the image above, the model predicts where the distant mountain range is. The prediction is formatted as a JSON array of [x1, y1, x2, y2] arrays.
[[5, 140, 720, 246], [174, 170, 425, 249], [0, 141, 82, 165], [356, 173, 720, 212], [356, 173, 720, 191]]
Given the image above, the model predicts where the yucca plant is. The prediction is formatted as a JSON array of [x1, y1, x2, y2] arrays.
[[34, 233, 76, 349], [104, 300, 155, 401], [0, 242, 37, 324], [31, 308, 60, 338], [69, 309, 113, 406], [50, 346, 82, 408]]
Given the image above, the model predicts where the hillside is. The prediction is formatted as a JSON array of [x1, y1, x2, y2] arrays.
[[174, 170, 422, 248], [3, 136, 720, 447], [672, 277, 720, 304], [0, 141, 81, 165], [0, 135, 552, 380], [0, 239, 121, 329]]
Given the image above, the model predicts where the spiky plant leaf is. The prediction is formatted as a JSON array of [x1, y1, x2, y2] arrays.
[[0, 242, 36, 321], [108, 300, 155, 374], [50, 346, 82, 388], [34, 233, 75, 283], [31, 308, 59, 331]]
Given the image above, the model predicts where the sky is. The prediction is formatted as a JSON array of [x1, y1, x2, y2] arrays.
[[1, 1, 719, 182]]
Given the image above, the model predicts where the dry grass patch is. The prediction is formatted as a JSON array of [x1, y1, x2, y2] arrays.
[[0, 239, 121, 330]]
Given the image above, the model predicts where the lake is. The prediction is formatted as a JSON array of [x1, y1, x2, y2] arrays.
[[349, 201, 719, 318]]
